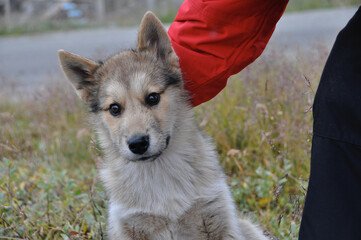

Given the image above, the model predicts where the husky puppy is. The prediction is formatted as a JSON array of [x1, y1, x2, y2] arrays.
[[58, 11, 267, 240]]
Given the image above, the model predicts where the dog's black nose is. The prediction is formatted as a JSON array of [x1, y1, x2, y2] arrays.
[[128, 135, 149, 155]]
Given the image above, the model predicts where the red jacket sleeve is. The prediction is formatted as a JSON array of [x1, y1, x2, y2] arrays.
[[168, 0, 288, 106]]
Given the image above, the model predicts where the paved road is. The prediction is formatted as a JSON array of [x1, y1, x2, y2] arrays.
[[0, 7, 358, 93]]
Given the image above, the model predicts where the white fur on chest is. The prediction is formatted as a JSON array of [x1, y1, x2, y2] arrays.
[[106, 178, 232, 240], [100, 142, 220, 219]]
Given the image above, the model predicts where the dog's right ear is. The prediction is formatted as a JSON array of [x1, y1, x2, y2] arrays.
[[58, 50, 100, 103], [137, 11, 179, 71]]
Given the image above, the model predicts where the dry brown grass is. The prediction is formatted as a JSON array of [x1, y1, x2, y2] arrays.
[[0, 45, 329, 239]]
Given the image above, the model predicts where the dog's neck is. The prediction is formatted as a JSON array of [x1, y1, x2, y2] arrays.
[[98, 108, 222, 218]]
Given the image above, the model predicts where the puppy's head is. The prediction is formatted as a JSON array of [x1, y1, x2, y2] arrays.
[[58, 12, 189, 162]]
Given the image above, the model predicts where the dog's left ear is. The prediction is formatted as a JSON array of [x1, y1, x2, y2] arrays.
[[137, 11, 179, 68], [58, 50, 100, 103]]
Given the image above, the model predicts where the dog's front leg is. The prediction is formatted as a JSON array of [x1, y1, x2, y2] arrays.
[[108, 213, 174, 240]]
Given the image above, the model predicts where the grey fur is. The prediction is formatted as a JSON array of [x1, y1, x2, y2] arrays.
[[58, 11, 268, 240]]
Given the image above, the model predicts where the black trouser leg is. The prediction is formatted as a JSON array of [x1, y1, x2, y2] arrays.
[[299, 6, 361, 240]]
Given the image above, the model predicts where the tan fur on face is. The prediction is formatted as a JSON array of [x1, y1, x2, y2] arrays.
[[58, 11, 267, 240], [88, 50, 181, 162]]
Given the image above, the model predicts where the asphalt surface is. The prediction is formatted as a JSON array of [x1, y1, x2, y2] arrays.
[[0, 7, 359, 94]]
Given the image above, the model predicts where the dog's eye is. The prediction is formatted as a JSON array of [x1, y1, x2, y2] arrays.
[[109, 103, 122, 116], [146, 93, 160, 106]]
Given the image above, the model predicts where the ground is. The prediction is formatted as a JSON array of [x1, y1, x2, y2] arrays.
[[0, 42, 328, 239]]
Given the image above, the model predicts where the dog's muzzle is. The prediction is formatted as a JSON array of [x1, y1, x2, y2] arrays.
[[128, 135, 171, 162]]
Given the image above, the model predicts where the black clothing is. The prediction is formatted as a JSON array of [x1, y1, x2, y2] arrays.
[[299, 7, 361, 240]]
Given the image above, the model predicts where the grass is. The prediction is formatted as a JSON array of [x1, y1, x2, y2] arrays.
[[0, 45, 328, 239], [197, 45, 328, 238], [0, 20, 104, 36], [0, 83, 106, 239]]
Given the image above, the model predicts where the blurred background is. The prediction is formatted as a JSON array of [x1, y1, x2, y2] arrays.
[[0, 0, 183, 34], [0, 0, 358, 35], [0, 1, 360, 240], [0, 0, 358, 34]]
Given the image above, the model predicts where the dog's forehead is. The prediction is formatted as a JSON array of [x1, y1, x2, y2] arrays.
[[99, 51, 164, 91]]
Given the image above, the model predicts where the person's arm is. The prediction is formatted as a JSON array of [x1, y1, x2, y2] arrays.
[[168, 0, 289, 106]]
